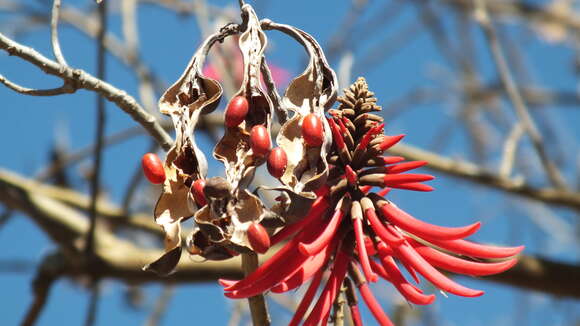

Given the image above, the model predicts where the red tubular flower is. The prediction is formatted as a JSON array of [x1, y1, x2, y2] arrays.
[[220, 78, 523, 325]]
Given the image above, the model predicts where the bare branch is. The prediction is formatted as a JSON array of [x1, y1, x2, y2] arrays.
[[50, 0, 67, 65], [0, 32, 173, 151], [1, 168, 579, 298], [20, 253, 63, 326], [499, 122, 524, 177], [388, 143, 580, 210], [0, 74, 74, 96], [474, 0, 567, 189]]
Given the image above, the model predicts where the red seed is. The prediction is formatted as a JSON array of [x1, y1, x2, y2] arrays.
[[247, 222, 270, 254], [191, 179, 207, 207], [267, 147, 287, 178], [225, 96, 249, 128], [141, 153, 165, 184], [302, 113, 324, 147], [250, 125, 271, 157]]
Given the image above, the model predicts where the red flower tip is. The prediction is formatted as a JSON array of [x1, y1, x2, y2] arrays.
[[345, 165, 358, 186], [387, 160, 428, 173], [378, 134, 405, 151], [382, 156, 405, 165], [328, 117, 346, 150]]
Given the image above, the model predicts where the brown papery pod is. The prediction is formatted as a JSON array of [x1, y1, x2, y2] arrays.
[[214, 5, 273, 192], [260, 20, 337, 221], [189, 178, 278, 256], [144, 26, 231, 276]]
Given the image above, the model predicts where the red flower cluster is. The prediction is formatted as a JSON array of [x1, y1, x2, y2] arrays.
[[219, 79, 522, 325]]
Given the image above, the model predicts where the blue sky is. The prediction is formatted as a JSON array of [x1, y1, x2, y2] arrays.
[[1, 1, 579, 325]]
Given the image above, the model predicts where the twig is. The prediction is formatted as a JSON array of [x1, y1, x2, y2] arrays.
[[331, 284, 346, 326], [20, 253, 64, 326], [0, 32, 173, 151], [37, 125, 151, 181], [388, 143, 580, 210], [85, 0, 107, 260], [83, 3, 107, 326], [144, 285, 175, 326], [241, 253, 271, 326], [499, 122, 524, 177], [474, 0, 567, 189], [83, 282, 100, 326], [0, 74, 75, 96], [50, 0, 67, 65]]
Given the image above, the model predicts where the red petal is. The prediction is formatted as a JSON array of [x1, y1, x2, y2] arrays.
[[386, 161, 428, 174], [378, 134, 405, 151], [410, 241, 519, 276], [378, 202, 480, 240], [270, 196, 329, 246], [354, 217, 378, 282], [288, 269, 325, 326], [298, 202, 347, 256], [358, 283, 394, 326], [395, 241, 484, 297], [379, 252, 435, 305], [419, 237, 525, 259]]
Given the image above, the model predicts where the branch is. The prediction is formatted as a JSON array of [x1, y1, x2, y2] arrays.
[[0, 74, 75, 96], [0, 32, 173, 151], [50, 0, 67, 65], [388, 143, 580, 210], [474, 0, 567, 189], [1, 168, 579, 299]]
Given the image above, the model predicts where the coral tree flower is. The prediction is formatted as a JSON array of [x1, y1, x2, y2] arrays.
[[219, 78, 523, 325]]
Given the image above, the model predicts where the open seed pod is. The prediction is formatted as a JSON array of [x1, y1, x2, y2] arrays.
[[185, 177, 278, 259], [144, 30, 227, 276], [214, 5, 274, 191], [260, 21, 338, 221]]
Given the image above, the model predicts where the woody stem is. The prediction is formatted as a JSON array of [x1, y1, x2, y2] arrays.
[[241, 252, 271, 326]]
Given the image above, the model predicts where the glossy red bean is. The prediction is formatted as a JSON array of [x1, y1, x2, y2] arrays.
[[250, 125, 271, 157], [191, 179, 207, 207], [225, 96, 249, 128], [267, 147, 287, 178], [302, 113, 324, 147], [141, 153, 165, 184], [247, 222, 270, 254]]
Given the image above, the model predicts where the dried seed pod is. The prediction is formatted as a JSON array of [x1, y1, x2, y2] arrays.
[[267, 147, 288, 178], [225, 96, 249, 128], [247, 222, 271, 254], [191, 179, 207, 207], [250, 125, 271, 157], [142, 153, 165, 184], [302, 113, 324, 147]]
